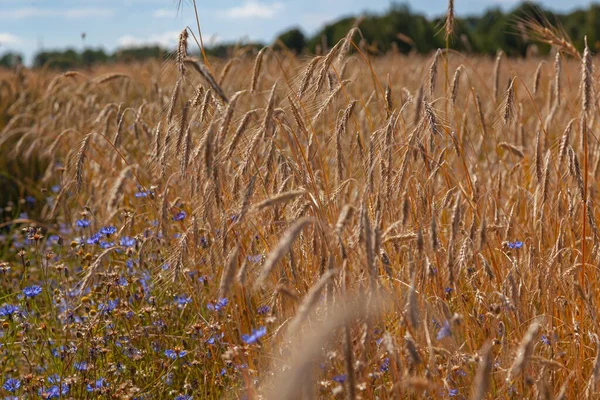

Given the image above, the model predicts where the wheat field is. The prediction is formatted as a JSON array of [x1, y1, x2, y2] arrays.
[[0, 12, 599, 399]]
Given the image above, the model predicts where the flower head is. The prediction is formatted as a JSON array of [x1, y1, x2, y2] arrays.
[[119, 236, 136, 247], [164, 349, 187, 360], [3, 378, 21, 392], [242, 326, 267, 344], [436, 320, 452, 340], [0, 304, 20, 317], [76, 219, 90, 228], [506, 241, 524, 249], [207, 298, 228, 311], [99, 226, 117, 236], [173, 211, 186, 221], [23, 285, 42, 298]]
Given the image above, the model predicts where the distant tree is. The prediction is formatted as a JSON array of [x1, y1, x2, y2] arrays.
[[33, 49, 80, 69], [0, 52, 23, 68], [114, 46, 167, 63], [82, 48, 109, 66], [276, 28, 306, 53]]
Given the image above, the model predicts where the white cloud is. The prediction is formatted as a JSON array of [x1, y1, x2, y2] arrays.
[[0, 33, 23, 46], [116, 31, 181, 48], [0, 7, 114, 19], [221, 1, 284, 19], [152, 8, 176, 18]]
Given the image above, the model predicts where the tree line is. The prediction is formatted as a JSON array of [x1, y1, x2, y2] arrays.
[[1, 1, 598, 69]]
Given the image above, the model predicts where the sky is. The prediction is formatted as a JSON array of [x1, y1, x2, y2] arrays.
[[0, 0, 597, 64]]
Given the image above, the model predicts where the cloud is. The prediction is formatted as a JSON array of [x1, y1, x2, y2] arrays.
[[152, 8, 176, 18], [116, 31, 181, 48], [0, 7, 114, 19], [221, 1, 284, 19], [0, 33, 23, 46]]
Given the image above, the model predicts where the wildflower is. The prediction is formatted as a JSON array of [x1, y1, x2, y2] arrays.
[[3, 378, 21, 392], [164, 349, 187, 360], [380, 357, 390, 372], [74, 361, 88, 371], [174, 295, 192, 307], [135, 190, 150, 198], [506, 241, 524, 249], [332, 374, 347, 383], [436, 320, 452, 340], [257, 305, 271, 315], [448, 388, 459, 397], [175, 396, 193, 400], [86, 232, 102, 245], [206, 332, 224, 345], [51, 185, 61, 193], [247, 254, 262, 264], [241, 326, 267, 344], [25, 196, 36, 206], [23, 285, 42, 298], [76, 219, 91, 228], [0, 304, 20, 317], [99, 226, 117, 236], [119, 236, 136, 247], [173, 211, 186, 221], [99, 241, 115, 249], [444, 287, 453, 294], [86, 377, 108, 392], [541, 335, 550, 345], [207, 298, 228, 311]]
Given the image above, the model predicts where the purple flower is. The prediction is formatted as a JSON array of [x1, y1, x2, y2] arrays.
[[164, 349, 187, 359], [507, 241, 524, 249], [119, 236, 136, 247], [448, 388, 459, 397], [332, 374, 347, 383], [175, 395, 193, 400], [248, 254, 262, 264], [207, 298, 228, 311], [86, 377, 108, 392], [257, 305, 271, 315], [86, 232, 102, 245], [541, 335, 550, 345], [23, 285, 42, 298], [436, 320, 452, 340], [0, 304, 20, 317], [380, 357, 390, 372], [174, 295, 191, 306], [173, 211, 186, 221], [76, 219, 90, 228], [3, 378, 21, 392], [241, 326, 267, 344], [74, 361, 88, 371], [100, 226, 117, 236], [99, 241, 115, 249]]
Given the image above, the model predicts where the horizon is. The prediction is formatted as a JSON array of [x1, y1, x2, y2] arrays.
[[0, 0, 597, 64]]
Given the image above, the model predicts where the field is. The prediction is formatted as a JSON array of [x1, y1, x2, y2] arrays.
[[0, 22, 599, 399]]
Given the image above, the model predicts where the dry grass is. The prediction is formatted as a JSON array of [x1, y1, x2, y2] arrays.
[[0, 22, 599, 399]]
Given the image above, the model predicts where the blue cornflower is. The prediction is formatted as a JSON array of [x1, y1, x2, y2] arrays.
[[164, 349, 187, 360], [0, 304, 20, 317], [174, 295, 191, 306], [175, 395, 193, 400], [3, 378, 21, 392], [448, 388, 459, 397], [332, 375, 347, 383], [76, 219, 91, 228], [99, 241, 115, 249], [23, 285, 42, 298], [86, 232, 102, 245], [74, 361, 88, 371], [119, 236, 136, 247], [241, 326, 267, 344], [173, 211, 186, 221], [380, 357, 390, 372], [206, 332, 224, 345], [135, 190, 149, 198], [444, 287, 453, 294], [25, 196, 36, 205], [86, 377, 108, 392], [247, 254, 262, 264], [507, 241, 524, 249], [541, 335, 550, 345], [257, 305, 271, 315], [99, 226, 117, 236], [98, 299, 119, 313], [40, 384, 69, 399], [207, 298, 228, 311], [437, 320, 452, 340], [51, 185, 61, 193]]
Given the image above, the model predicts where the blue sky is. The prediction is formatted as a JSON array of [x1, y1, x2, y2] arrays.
[[0, 0, 596, 63]]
